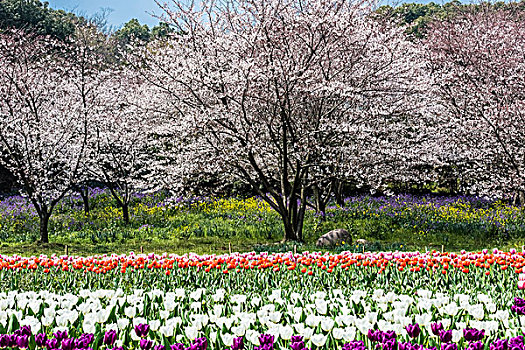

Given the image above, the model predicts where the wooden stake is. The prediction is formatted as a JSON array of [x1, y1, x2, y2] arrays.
[[140, 246, 143, 254], [522, 245, 524, 253], [65, 245, 68, 256], [441, 245, 444, 253], [293, 244, 297, 256], [229, 243, 232, 255]]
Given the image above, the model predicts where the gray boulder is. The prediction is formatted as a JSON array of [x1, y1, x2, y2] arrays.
[[316, 228, 352, 247]]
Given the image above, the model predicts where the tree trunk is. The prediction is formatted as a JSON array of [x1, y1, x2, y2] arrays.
[[513, 190, 525, 207], [79, 187, 90, 215], [313, 185, 327, 222], [39, 213, 50, 243], [122, 202, 130, 224], [334, 180, 345, 206]]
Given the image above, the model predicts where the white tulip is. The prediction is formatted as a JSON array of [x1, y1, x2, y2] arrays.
[[315, 299, 328, 315], [246, 329, 260, 346], [190, 289, 204, 301], [210, 331, 217, 343], [267, 326, 280, 340], [185, 326, 198, 340], [175, 289, 185, 299], [321, 317, 335, 332], [311, 334, 327, 347], [232, 324, 246, 337], [150, 320, 161, 331], [302, 327, 314, 340], [417, 290, 433, 299], [280, 325, 293, 340], [443, 303, 458, 316], [268, 311, 281, 323], [124, 306, 137, 318], [269, 289, 282, 302], [106, 323, 118, 331], [293, 307, 303, 322], [452, 330, 462, 342], [133, 317, 147, 326], [343, 327, 357, 342], [83, 319, 96, 334], [221, 332, 234, 347], [333, 327, 345, 340], [365, 312, 378, 324], [212, 289, 225, 302], [305, 314, 320, 328], [190, 301, 202, 311], [293, 323, 305, 334], [415, 313, 432, 326], [159, 325, 174, 337], [117, 318, 130, 330]]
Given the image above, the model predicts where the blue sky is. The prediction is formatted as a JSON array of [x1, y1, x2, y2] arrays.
[[49, 0, 162, 29], [49, 0, 439, 30]]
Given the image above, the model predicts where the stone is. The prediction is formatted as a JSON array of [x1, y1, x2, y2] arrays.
[[316, 228, 352, 247]]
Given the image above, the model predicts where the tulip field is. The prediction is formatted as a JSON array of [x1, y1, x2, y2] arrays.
[[2, 190, 525, 350], [0, 249, 525, 350]]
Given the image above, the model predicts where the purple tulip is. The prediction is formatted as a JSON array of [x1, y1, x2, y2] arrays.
[[8, 334, 17, 347], [15, 326, 32, 337], [16, 335, 29, 349], [291, 336, 303, 344], [258, 334, 274, 346], [490, 339, 508, 350], [61, 338, 75, 350], [76, 333, 94, 349], [368, 330, 383, 342], [135, 324, 151, 338], [154, 345, 166, 350], [171, 344, 185, 350], [441, 343, 458, 350], [46, 338, 59, 350], [463, 329, 485, 342], [232, 337, 244, 350], [140, 339, 153, 350], [511, 305, 525, 315], [509, 336, 524, 348], [439, 330, 453, 343], [254, 345, 273, 350], [193, 337, 208, 350], [466, 341, 484, 350], [406, 324, 421, 338], [104, 330, 118, 346], [515, 298, 525, 307], [382, 331, 397, 343], [53, 330, 68, 343], [382, 338, 398, 350], [431, 323, 444, 337], [36, 333, 47, 347], [398, 342, 413, 350], [291, 341, 306, 350], [112, 347, 124, 350], [343, 341, 366, 350], [0, 335, 10, 348]]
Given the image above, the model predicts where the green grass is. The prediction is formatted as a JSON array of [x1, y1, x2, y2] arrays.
[[2, 191, 525, 256]]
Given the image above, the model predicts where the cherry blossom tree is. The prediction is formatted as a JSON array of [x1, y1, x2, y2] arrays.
[[86, 71, 156, 224], [138, 0, 430, 241], [426, 5, 525, 203], [134, 0, 430, 241], [0, 27, 115, 242], [0, 31, 91, 243]]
